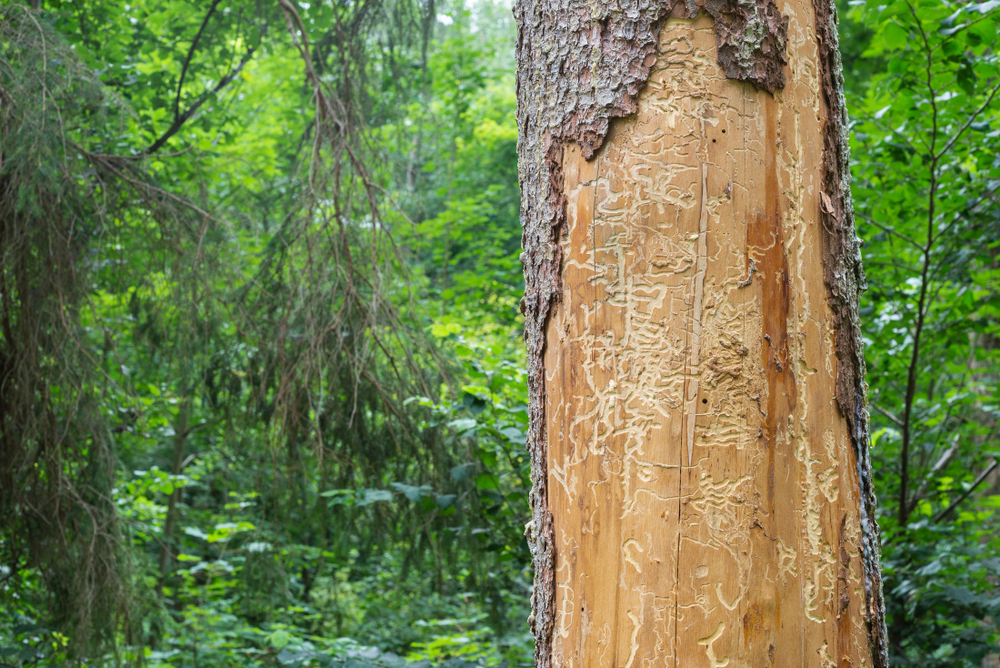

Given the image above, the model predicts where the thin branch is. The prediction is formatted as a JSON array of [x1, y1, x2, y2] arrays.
[[146, 53, 252, 154], [940, 6, 1000, 43], [77, 147, 215, 220], [908, 438, 959, 516], [866, 260, 924, 274], [927, 179, 1000, 261], [934, 459, 999, 522], [899, 0, 939, 527], [872, 403, 905, 427], [174, 0, 224, 120], [856, 212, 924, 251], [933, 78, 1000, 164]]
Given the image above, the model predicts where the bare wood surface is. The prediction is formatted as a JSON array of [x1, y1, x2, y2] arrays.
[[542, 14, 875, 667]]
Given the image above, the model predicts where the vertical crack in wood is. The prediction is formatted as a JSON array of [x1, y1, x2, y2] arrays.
[[686, 163, 710, 467]]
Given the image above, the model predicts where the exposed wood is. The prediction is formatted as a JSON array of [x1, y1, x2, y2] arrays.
[[516, 0, 888, 663]]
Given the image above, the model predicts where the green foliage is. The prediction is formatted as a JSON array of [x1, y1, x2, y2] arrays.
[[1, 0, 529, 665], [845, 0, 1000, 661], [1, 0, 998, 664]]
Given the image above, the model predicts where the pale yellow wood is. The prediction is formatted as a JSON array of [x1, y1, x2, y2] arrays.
[[543, 11, 874, 668]]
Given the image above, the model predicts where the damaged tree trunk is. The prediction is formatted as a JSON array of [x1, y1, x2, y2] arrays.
[[514, 0, 888, 666]]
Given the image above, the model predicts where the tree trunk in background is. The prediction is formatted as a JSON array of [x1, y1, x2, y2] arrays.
[[514, 0, 888, 665], [158, 394, 191, 590]]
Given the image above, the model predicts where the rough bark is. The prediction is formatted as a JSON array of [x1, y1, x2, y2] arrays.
[[811, 0, 888, 661], [514, 0, 887, 664]]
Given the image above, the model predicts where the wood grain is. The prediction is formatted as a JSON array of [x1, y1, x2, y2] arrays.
[[543, 12, 875, 667]]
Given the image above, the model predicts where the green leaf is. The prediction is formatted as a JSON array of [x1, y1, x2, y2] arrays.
[[967, 0, 1000, 13], [184, 526, 209, 540], [500, 427, 525, 445], [268, 630, 290, 649], [476, 448, 498, 468], [436, 494, 457, 509], [451, 463, 476, 481], [882, 21, 908, 50], [391, 482, 434, 502], [356, 489, 393, 506], [474, 473, 499, 490], [448, 418, 478, 433]]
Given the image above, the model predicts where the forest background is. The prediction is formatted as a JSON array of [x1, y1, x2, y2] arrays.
[[0, 0, 998, 665]]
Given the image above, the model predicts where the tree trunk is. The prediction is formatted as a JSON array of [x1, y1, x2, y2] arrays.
[[159, 394, 192, 590], [514, 0, 888, 666]]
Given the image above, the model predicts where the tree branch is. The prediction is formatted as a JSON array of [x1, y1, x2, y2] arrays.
[[174, 0, 224, 119], [146, 12, 266, 154], [78, 146, 214, 219], [934, 458, 998, 523], [899, 0, 940, 527], [872, 402, 905, 427], [146, 50, 255, 154], [855, 212, 924, 252], [933, 79, 1000, 163], [907, 438, 958, 517]]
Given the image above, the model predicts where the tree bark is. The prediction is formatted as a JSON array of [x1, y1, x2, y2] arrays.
[[514, 0, 888, 666]]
